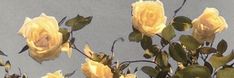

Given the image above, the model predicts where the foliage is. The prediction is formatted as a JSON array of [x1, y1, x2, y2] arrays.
[[0, 0, 233, 78]]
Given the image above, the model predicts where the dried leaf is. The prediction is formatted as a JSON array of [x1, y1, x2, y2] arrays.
[[64, 70, 76, 78], [58, 16, 67, 26], [209, 51, 234, 69], [217, 39, 228, 54], [18, 45, 29, 54]]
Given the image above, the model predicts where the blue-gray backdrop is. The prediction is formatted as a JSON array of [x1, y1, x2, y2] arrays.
[[0, 0, 233, 78]]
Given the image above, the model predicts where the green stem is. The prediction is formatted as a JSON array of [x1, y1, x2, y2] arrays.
[[58, 16, 67, 26], [156, 34, 171, 51], [120, 60, 156, 65], [72, 43, 93, 60], [111, 37, 124, 57], [173, 0, 187, 18]]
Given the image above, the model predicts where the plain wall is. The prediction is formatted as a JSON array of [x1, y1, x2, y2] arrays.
[[0, 0, 233, 78]]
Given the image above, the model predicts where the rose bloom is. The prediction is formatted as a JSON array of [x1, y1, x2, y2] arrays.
[[120, 74, 136, 78], [18, 13, 72, 63], [81, 58, 113, 78], [192, 8, 228, 43], [132, 0, 167, 37], [41, 70, 64, 78]]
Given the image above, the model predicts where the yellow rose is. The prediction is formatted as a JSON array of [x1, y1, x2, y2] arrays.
[[41, 70, 64, 78], [18, 13, 72, 63], [119, 74, 136, 78], [81, 58, 113, 78], [132, 0, 167, 37], [192, 8, 228, 43]]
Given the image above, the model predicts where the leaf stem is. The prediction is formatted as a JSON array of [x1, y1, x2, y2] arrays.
[[71, 43, 93, 60], [156, 34, 170, 51], [111, 37, 124, 57], [173, 0, 187, 18], [119, 60, 156, 65], [156, 34, 163, 40], [58, 16, 67, 26], [69, 29, 93, 59]]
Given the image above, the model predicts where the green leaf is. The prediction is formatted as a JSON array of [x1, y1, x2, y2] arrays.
[[169, 42, 188, 65], [162, 25, 176, 41], [143, 45, 160, 59], [119, 62, 130, 71], [217, 39, 228, 54], [157, 70, 170, 78], [64, 70, 76, 78], [18, 45, 29, 54], [143, 49, 155, 59], [174, 16, 192, 24], [134, 67, 138, 73], [65, 15, 92, 31], [174, 65, 211, 78], [217, 67, 234, 78], [179, 35, 200, 50], [197, 47, 216, 54], [128, 31, 143, 42], [59, 28, 70, 44], [156, 52, 169, 67], [172, 16, 192, 31], [148, 45, 160, 56], [141, 36, 152, 50], [209, 52, 234, 69], [141, 66, 159, 77], [92, 53, 112, 65]]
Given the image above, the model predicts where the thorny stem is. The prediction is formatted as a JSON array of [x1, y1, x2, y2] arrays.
[[156, 34, 170, 51], [156, 34, 163, 40], [69, 28, 94, 60], [111, 37, 124, 57], [120, 60, 156, 65], [173, 0, 187, 18], [71, 43, 93, 60]]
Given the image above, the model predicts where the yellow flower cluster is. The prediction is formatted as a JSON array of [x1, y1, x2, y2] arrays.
[[192, 8, 227, 43], [131, 0, 227, 43], [16, 0, 228, 78], [18, 13, 72, 63]]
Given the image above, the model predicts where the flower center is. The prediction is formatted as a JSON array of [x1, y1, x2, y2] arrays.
[[140, 5, 162, 27], [34, 34, 50, 48]]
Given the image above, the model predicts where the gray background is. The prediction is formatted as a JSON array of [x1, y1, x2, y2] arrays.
[[0, 0, 233, 78]]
